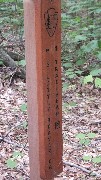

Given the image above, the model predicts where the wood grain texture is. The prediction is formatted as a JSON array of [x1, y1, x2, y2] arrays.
[[24, 0, 62, 179], [24, 1, 41, 179]]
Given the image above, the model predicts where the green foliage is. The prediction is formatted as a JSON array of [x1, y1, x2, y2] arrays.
[[6, 151, 23, 169], [95, 77, 101, 88], [82, 75, 101, 88], [0, 59, 4, 65], [0, 0, 24, 53], [15, 60, 26, 67], [62, 0, 101, 87], [76, 132, 96, 146], [18, 60, 26, 67], [76, 133, 86, 139], [83, 155, 92, 161], [22, 120, 28, 129], [97, 52, 101, 60], [20, 103, 27, 112], [13, 151, 22, 158], [63, 100, 77, 111], [63, 83, 69, 92], [92, 156, 101, 164], [87, 133, 96, 139], [82, 155, 101, 164], [76, 132, 101, 164], [6, 159, 17, 169], [83, 75, 93, 84], [90, 69, 101, 76], [69, 101, 77, 107]]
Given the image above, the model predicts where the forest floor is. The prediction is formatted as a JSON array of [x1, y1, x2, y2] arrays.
[[0, 67, 101, 180]]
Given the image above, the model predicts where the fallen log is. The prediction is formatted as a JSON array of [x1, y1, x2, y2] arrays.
[[0, 48, 26, 80]]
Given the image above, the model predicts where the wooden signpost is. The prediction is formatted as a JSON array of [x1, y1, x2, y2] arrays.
[[24, 0, 63, 179]]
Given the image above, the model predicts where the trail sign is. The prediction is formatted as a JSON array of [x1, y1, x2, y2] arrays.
[[24, 0, 63, 179]]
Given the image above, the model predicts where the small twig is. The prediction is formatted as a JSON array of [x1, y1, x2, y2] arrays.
[[0, 137, 28, 150], [7, 68, 18, 86], [90, 121, 101, 125], [4, 122, 24, 137], [63, 161, 101, 177], [17, 168, 30, 178]]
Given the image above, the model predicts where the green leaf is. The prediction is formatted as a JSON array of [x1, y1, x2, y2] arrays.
[[79, 139, 91, 146], [84, 75, 93, 84], [76, 133, 86, 139], [22, 121, 28, 129], [79, 139, 86, 145], [75, 16, 81, 23], [90, 69, 101, 76], [75, 35, 87, 42], [20, 103, 27, 112], [67, 68, 74, 71], [82, 40, 98, 53], [65, 69, 74, 76], [84, 139, 91, 146], [76, 59, 85, 66], [97, 52, 101, 61], [0, 60, 3, 65], [95, 8, 101, 13], [63, 103, 69, 110], [63, 83, 69, 92], [87, 133, 96, 139], [65, 71, 74, 76], [63, 62, 72, 68], [92, 156, 101, 164], [75, 70, 83, 75], [98, 40, 101, 49], [68, 74, 76, 79], [6, 159, 17, 169], [95, 78, 101, 88], [18, 60, 26, 67], [13, 151, 23, 158], [69, 101, 77, 107], [83, 155, 92, 161]]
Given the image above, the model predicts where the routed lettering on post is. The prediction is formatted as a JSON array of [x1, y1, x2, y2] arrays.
[[24, 0, 62, 179], [39, 1, 63, 179]]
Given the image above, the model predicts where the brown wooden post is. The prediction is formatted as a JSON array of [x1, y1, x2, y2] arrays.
[[24, 0, 63, 179]]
